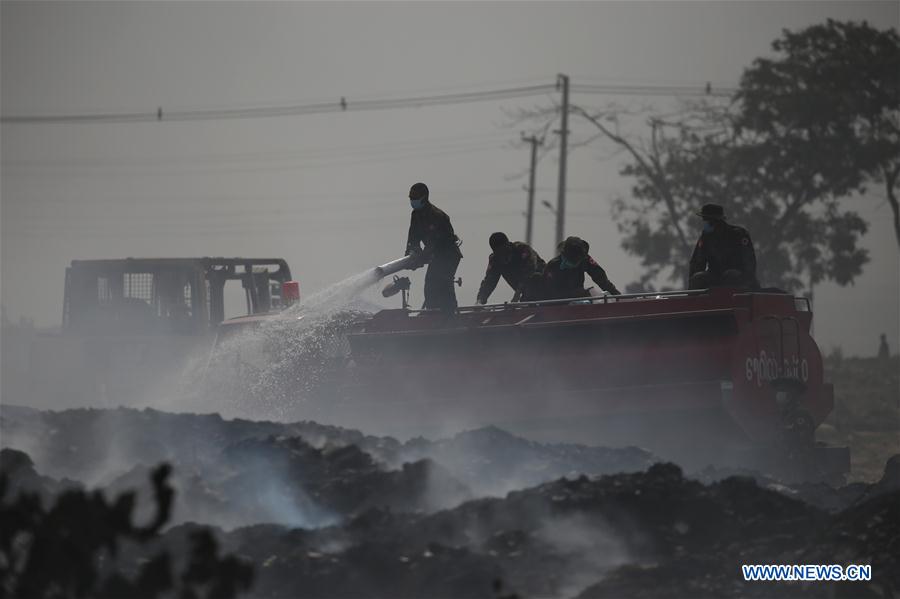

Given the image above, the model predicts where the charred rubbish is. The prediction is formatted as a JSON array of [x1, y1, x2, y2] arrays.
[[6, 451, 895, 598]]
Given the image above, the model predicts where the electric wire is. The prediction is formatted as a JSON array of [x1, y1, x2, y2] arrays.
[[1, 84, 558, 124], [1, 80, 736, 125], [571, 83, 736, 97]]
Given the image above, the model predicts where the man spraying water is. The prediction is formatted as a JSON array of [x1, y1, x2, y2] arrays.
[[404, 182, 462, 312]]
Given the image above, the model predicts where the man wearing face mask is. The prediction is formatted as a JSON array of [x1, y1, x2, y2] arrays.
[[405, 182, 463, 311], [541, 236, 621, 300], [688, 204, 759, 290], [476, 232, 546, 304]]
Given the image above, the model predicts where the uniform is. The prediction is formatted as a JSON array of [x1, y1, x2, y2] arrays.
[[476, 242, 546, 304], [689, 223, 759, 289], [542, 254, 621, 299], [406, 202, 462, 311]]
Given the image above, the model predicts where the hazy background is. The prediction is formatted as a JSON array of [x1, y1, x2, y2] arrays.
[[2, 0, 897, 356]]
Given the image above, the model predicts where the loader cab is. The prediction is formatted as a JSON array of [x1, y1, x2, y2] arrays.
[[62, 257, 294, 336]]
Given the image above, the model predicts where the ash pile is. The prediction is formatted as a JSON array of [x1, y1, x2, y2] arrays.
[[2, 405, 897, 598]]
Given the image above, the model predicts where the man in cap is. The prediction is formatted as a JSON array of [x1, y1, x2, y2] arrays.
[[405, 182, 462, 311], [476, 232, 546, 304], [541, 236, 621, 300], [688, 203, 759, 290]]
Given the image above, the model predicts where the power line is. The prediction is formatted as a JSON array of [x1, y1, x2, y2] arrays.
[[571, 83, 736, 97], [0, 84, 557, 125], [570, 74, 739, 87], [1, 80, 736, 125]]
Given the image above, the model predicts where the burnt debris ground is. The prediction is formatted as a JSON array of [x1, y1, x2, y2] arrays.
[[2, 400, 898, 599]]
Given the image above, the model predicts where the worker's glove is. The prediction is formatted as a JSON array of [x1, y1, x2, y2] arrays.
[[407, 250, 426, 270], [419, 251, 435, 267]]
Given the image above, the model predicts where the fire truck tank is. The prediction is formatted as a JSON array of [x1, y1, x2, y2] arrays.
[[346, 288, 847, 479]]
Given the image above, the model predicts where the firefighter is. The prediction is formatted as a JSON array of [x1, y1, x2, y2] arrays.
[[688, 204, 759, 290], [405, 182, 462, 311], [476, 232, 546, 304], [541, 236, 621, 299]]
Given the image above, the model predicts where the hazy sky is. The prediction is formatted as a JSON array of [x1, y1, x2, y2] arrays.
[[2, 1, 898, 356]]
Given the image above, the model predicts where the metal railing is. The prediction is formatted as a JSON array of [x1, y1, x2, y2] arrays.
[[400, 288, 813, 316], [402, 288, 710, 315]]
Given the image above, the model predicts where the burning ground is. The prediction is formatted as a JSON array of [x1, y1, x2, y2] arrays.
[[2, 404, 898, 598]]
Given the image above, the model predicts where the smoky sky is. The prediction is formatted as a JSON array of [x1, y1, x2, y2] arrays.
[[2, 1, 898, 356]]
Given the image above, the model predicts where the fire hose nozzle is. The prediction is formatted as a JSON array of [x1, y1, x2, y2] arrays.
[[374, 254, 420, 280], [382, 276, 411, 298]]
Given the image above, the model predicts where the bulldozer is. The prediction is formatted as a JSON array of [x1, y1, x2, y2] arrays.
[[5, 257, 298, 409]]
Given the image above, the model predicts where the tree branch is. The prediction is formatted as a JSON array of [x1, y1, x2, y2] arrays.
[[882, 163, 900, 249], [571, 105, 692, 254], [776, 187, 813, 231]]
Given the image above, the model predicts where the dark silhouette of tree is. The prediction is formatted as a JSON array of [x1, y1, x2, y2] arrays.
[[566, 103, 868, 292], [511, 20, 896, 291], [736, 20, 900, 249], [511, 20, 894, 291], [0, 463, 253, 599]]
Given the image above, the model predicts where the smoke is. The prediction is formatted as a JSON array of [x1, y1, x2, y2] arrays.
[[534, 512, 632, 598], [222, 451, 341, 529], [1, 269, 410, 530], [1, 266, 751, 555]]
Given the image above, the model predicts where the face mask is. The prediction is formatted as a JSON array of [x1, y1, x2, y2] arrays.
[[703, 222, 715, 234], [410, 198, 424, 210], [560, 256, 579, 270]]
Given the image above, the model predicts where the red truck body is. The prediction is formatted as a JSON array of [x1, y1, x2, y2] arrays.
[[347, 288, 843, 475]]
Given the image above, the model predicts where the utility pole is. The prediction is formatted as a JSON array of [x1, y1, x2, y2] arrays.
[[555, 73, 570, 248], [522, 133, 542, 246]]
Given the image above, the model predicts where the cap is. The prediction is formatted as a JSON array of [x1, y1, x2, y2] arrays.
[[562, 236, 589, 262], [697, 203, 725, 220], [489, 232, 510, 251], [409, 182, 429, 201]]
